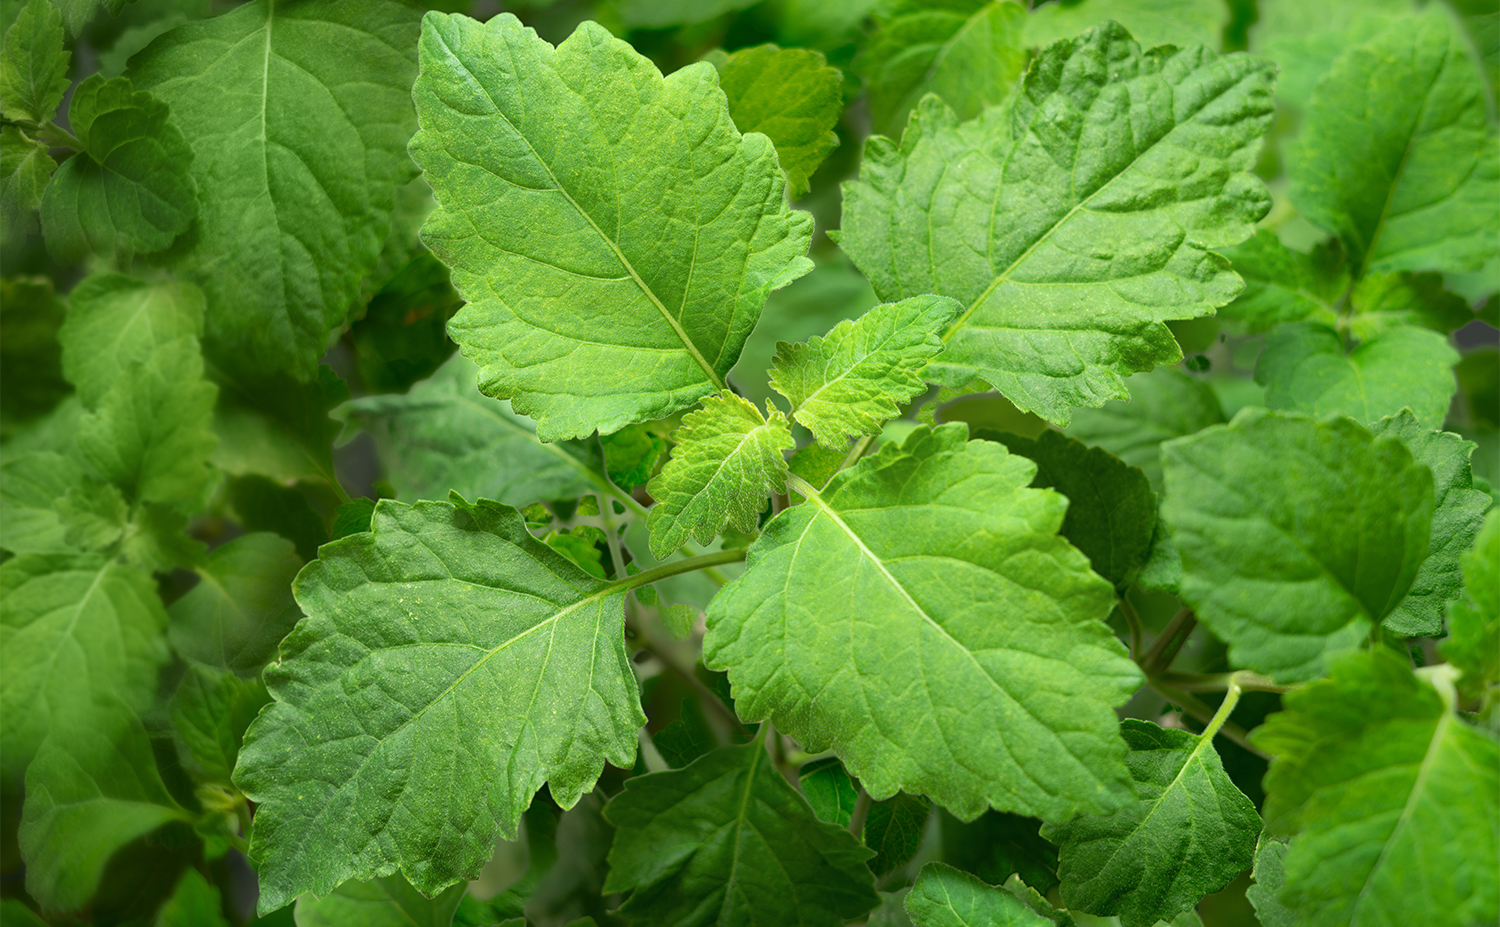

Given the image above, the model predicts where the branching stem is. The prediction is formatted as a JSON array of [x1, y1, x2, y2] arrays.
[[1117, 595, 1145, 661], [1157, 670, 1298, 695], [612, 548, 746, 591], [1139, 607, 1196, 675], [1150, 680, 1270, 760]]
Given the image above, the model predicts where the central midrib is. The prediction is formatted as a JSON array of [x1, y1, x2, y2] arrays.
[[717, 745, 764, 921]]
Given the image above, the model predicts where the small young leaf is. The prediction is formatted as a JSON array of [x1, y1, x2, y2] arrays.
[[1217, 230, 1346, 334], [1442, 508, 1499, 710], [293, 874, 467, 927], [235, 497, 644, 912], [864, 792, 931, 876], [1064, 369, 1226, 490], [1022, 0, 1229, 51], [410, 13, 813, 441], [1244, 835, 1291, 927], [156, 869, 229, 927], [771, 295, 959, 449], [603, 743, 879, 926], [55, 480, 127, 549], [1041, 720, 1259, 927], [0, 124, 56, 235], [1255, 322, 1458, 427], [0, 0, 70, 124], [1347, 272, 1476, 340], [645, 392, 792, 559], [710, 43, 843, 199], [800, 757, 858, 827], [59, 273, 206, 408], [169, 663, 270, 785], [330, 498, 378, 541], [705, 425, 1141, 823], [1251, 651, 1499, 925], [903, 862, 1052, 927], [601, 421, 668, 490], [1161, 409, 1433, 681]]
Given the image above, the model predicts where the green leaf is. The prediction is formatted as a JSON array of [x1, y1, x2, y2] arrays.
[[0, 554, 169, 776], [39, 75, 196, 261], [1041, 720, 1259, 927], [709, 43, 843, 199], [1255, 322, 1458, 428], [1161, 409, 1434, 681], [1289, 7, 1499, 276], [1, 0, 70, 123], [56, 479, 127, 549], [1251, 651, 1500, 926], [974, 429, 1155, 589], [0, 124, 55, 236], [1064, 368, 1226, 490], [1244, 835, 1291, 927], [0, 451, 84, 554], [348, 250, 461, 395], [212, 366, 348, 486], [1346, 271, 1475, 340], [411, 13, 813, 441], [1248, 0, 1415, 108], [330, 498, 377, 542], [1367, 410, 1492, 637], [1216, 230, 1347, 335], [854, 0, 1030, 139], [645, 391, 792, 559], [18, 699, 191, 913], [226, 476, 328, 562], [940, 810, 1059, 895], [157, 869, 229, 927], [799, 756, 859, 827], [705, 424, 1141, 822], [865, 792, 931, 876], [903, 862, 1053, 927], [235, 497, 644, 912], [127, 0, 422, 380], [59, 273, 206, 409], [1022, 0, 1229, 51], [613, 0, 760, 29], [1442, 508, 1499, 710], [601, 421, 668, 490], [0, 900, 49, 927], [544, 528, 607, 580], [341, 355, 606, 506], [771, 295, 959, 449], [0, 275, 70, 426], [170, 663, 270, 785], [49, 0, 128, 37], [293, 874, 467, 927], [602, 742, 879, 926], [839, 25, 1273, 424]]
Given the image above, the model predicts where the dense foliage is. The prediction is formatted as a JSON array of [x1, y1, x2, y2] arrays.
[[1, 0, 1497, 925]]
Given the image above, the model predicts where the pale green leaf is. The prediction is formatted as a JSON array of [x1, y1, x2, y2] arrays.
[[705, 424, 1141, 822], [709, 43, 843, 199], [1064, 368, 1225, 490], [1251, 651, 1500, 926], [39, 75, 196, 261], [645, 391, 792, 559], [613, 0, 760, 29], [0, 0, 70, 123], [839, 25, 1273, 424], [902, 862, 1052, 927], [157, 869, 229, 927], [1442, 508, 1499, 710], [1367, 410, 1492, 637], [1289, 7, 1500, 276], [0, 451, 84, 554], [293, 874, 467, 927], [1216, 230, 1346, 335], [59, 273, 205, 408], [127, 0, 422, 380], [1, 124, 55, 236], [55, 479, 127, 550], [1023, 0, 1228, 51], [236, 497, 644, 912], [854, 0, 1030, 138], [1160, 409, 1433, 681], [0, 554, 169, 776], [340, 354, 606, 506], [1248, 0, 1416, 107], [1346, 272, 1475, 340], [1255, 322, 1458, 428], [18, 699, 191, 912], [1041, 720, 1259, 927], [1244, 836, 1291, 927], [411, 13, 813, 441], [602, 742, 879, 926], [771, 295, 958, 449], [169, 663, 270, 785]]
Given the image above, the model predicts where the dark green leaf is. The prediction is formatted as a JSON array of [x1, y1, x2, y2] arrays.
[[1216, 230, 1347, 334], [800, 756, 858, 827], [156, 868, 228, 927], [939, 810, 1059, 895], [864, 792, 930, 877], [0, 0, 70, 123], [211, 365, 348, 486], [0, 276, 70, 427], [330, 498, 377, 542], [1442, 508, 1499, 711]]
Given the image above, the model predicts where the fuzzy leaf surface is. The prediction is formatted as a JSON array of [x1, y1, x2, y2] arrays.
[[411, 13, 813, 441], [235, 497, 644, 912], [58, 273, 205, 408], [1346, 272, 1476, 340], [1216, 230, 1346, 334], [167, 532, 302, 676], [1160, 409, 1433, 681], [705, 424, 1141, 822], [839, 24, 1273, 424], [1442, 508, 1499, 709], [903, 862, 1053, 927], [0, 0, 70, 123]]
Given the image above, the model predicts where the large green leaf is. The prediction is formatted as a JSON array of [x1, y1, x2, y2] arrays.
[[0, 554, 169, 776], [1160, 409, 1433, 681], [1289, 7, 1499, 277], [1249, 0, 1416, 108], [1216, 230, 1346, 335], [705, 424, 1141, 822], [39, 75, 196, 262], [58, 273, 205, 409], [1255, 322, 1458, 428], [1442, 508, 1499, 710], [602, 742, 878, 926], [902, 862, 1052, 927], [293, 874, 467, 927], [839, 24, 1273, 424], [1, 124, 55, 235], [1022, 0, 1228, 51], [127, 0, 422, 380], [1041, 720, 1259, 927], [1064, 368, 1225, 489], [0, 0, 70, 123], [167, 532, 301, 676], [1251, 651, 1500, 926], [0, 451, 84, 554], [235, 496, 645, 912], [410, 13, 813, 442]]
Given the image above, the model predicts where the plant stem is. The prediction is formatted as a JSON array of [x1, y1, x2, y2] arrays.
[[638, 729, 669, 772], [1139, 607, 1196, 675], [839, 435, 876, 472], [34, 122, 83, 150], [612, 548, 746, 591], [1150, 681, 1269, 759], [785, 472, 820, 500], [848, 788, 872, 838], [1117, 595, 1145, 661], [1157, 670, 1298, 694], [1198, 673, 1245, 742]]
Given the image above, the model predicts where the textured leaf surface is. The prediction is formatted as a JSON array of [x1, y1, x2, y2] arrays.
[[0, 0, 70, 123], [903, 862, 1052, 927], [128, 0, 422, 380], [1346, 272, 1475, 340], [1367, 410, 1492, 637], [1251, 651, 1500, 927], [710, 44, 842, 199], [236, 497, 644, 912], [293, 875, 467, 927], [1022, 0, 1228, 51], [705, 424, 1141, 822], [646, 391, 791, 559], [411, 13, 813, 441], [169, 663, 269, 785], [772, 296, 958, 449], [1, 125, 55, 234], [58, 273, 205, 408], [1245, 836, 1292, 927], [1289, 7, 1499, 276], [0, 452, 84, 554], [1442, 508, 1499, 708], [1255, 322, 1458, 428], [0, 555, 169, 775], [839, 24, 1273, 424], [167, 532, 302, 676], [865, 792, 932, 876], [1217, 230, 1346, 334], [603, 742, 878, 927], [1041, 720, 1259, 927], [39, 75, 196, 261], [1160, 409, 1433, 680], [1064, 369, 1225, 489]]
